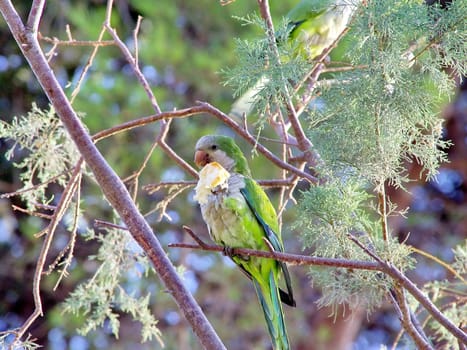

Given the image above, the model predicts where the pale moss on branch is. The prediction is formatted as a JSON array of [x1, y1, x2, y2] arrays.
[[62, 227, 163, 346], [0, 103, 81, 208]]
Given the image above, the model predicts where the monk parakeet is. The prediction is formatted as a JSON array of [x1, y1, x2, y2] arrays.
[[230, 0, 361, 119], [194, 135, 295, 350]]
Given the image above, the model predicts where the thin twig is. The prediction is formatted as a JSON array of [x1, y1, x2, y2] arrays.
[[51, 174, 83, 290], [145, 184, 191, 222], [94, 219, 127, 231], [182, 226, 210, 248], [393, 286, 433, 349], [14, 159, 83, 342], [38, 33, 115, 47], [26, 0, 45, 33], [104, 22, 161, 114], [144, 178, 295, 194], [70, 27, 107, 103], [158, 119, 198, 178], [410, 246, 466, 282], [256, 0, 321, 169], [104, 18, 199, 176], [197, 101, 319, 184], [1, 172, 67, 199], [378, 190, 389, 242], [124, 136, 161, 201], [12, 204, 53, 220], [133, 16, 143, 67]]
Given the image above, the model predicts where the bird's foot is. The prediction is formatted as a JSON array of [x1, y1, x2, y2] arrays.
[[222, 246, 249, 261], [222, 246, 235, 258]]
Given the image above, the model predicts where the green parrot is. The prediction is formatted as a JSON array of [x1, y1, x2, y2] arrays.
[[230, 0, 362, 119], [194, 135, 295, 350]]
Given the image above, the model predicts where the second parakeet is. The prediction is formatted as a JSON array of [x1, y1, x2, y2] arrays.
[[230, 0, 362, 119]]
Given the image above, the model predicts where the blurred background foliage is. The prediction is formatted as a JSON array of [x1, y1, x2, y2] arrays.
[[0, 0, 466, 349]]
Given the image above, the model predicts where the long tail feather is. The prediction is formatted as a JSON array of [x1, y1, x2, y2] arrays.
[[253, 271, 290, 350]]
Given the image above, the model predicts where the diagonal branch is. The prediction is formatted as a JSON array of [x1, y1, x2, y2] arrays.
[[90, 102, 319, 183], [256, 0, 322, 169], [347, 234, 467, 345], [392, 286, 433, 349], [0, 2, 226, 349], [174, 227, 467, 345]]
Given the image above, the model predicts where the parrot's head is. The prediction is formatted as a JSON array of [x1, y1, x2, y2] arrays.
[[194, 135, 251, 176]]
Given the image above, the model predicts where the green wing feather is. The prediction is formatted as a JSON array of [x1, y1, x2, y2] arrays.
[[287, 0, 332, 24], [241, 178, 295, 307]]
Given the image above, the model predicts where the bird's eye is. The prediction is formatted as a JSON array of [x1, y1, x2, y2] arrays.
[[211, 144, 217, 150]]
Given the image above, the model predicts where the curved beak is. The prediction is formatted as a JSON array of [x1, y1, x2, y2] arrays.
[[194, 150, 209, 168]]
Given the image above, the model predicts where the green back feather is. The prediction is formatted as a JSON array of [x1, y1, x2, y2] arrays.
[[242, 179, 295, 307], [287, 0, 332, 24], [215, 136, 252, 176]]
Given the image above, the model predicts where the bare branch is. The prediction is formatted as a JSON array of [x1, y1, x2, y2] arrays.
[[392, 286, 433, 349], [197, 101, 320, 184], [173, 226, 382, 270], [256, 0, 323, 169], [0, 1, 226, 348], [14, 159, 83, 342], [26, 0, 45, 33], [38, 33, 115, 47], [103, 22, 161, 114], [157, 119, 199, 178], [347, 234, 467, 345], [69, 28, 107, 102], [378, 189, 389, 243], [90, 102, 319, 183], [169, 242, 384, 270]]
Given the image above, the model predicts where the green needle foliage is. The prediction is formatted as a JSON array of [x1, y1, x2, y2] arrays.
[[307, 0, 460, 189], [224, 0, 465, 324], [223, 15, 309, 125], [294, 179, 415, 311]]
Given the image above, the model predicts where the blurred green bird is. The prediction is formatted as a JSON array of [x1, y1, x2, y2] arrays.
[[194, 135, 295, 350], [230, 0, 361, 119]]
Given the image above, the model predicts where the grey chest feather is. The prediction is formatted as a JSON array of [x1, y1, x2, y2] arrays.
[[199, 174, 253, 246]]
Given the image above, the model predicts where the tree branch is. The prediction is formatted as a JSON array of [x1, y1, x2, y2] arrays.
[[91, 102, 319, 183], [347, 234, 467, 345], [175, 227, 467, 345], [171, 226, 382, 271], [14, 159, 83, 343], [0, 2, 225, 349], [392, 286, 433, 349], [26, 0, 45, 33], [256, 0, 323, 169]]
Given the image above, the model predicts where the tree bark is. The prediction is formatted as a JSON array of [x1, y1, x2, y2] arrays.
[[0, 1, 225, 349]]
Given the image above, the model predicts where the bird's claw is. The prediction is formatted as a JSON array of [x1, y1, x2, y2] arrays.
[[222, 246, 234, 258], [223, 246, 249, 261]]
